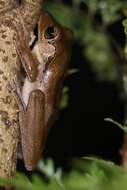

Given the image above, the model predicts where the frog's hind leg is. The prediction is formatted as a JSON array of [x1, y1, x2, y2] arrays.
[[20, 89, 45, 171]]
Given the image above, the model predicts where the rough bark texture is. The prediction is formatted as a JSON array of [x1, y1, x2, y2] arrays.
[[0, 24, 19, 177], [20, 0, 43, 31], [0, 0, 17, 14], [0, 0, 43, 177]]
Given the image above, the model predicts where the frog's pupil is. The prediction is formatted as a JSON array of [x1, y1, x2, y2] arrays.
[[45, 26, 55, 39]]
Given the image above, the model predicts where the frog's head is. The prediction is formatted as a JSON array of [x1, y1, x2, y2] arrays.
[[38, 11, 73, 63]]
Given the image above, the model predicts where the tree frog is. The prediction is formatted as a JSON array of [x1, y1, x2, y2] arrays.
[[17, 11, 73, 171]]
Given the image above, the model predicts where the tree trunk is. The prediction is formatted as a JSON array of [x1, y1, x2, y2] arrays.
[[19, 0, 44, 31], [0, 0, 43, 178]]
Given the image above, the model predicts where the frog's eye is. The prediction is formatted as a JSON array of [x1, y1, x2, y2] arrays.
[[44, 26, 57, 39]]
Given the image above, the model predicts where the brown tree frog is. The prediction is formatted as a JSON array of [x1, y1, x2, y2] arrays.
[[17, 11, 73, 171]]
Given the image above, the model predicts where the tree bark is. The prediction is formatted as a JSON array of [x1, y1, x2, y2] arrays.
[[0, 0, 17, 14], [0, 0, 43, 178], [19, 0, 44, 31]]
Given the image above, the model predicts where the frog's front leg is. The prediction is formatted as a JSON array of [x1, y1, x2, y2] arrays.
[[19, 89, 45, 171], [15, 24, 38, 82]]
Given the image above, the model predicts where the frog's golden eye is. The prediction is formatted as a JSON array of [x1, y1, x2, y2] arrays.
[[44, 26, 57, 39]]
